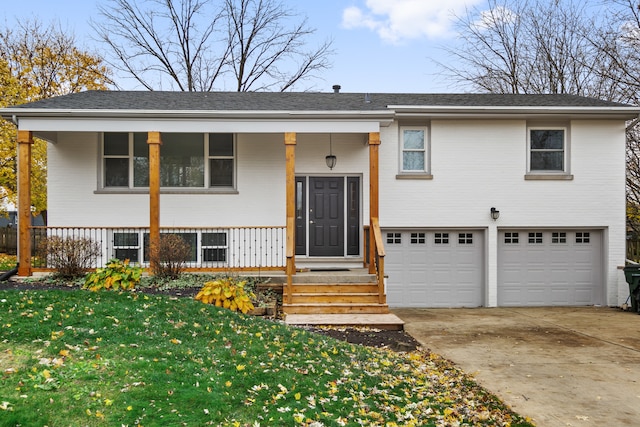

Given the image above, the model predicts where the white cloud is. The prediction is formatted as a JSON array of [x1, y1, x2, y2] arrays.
[[342, 0, 484, 43], [475, 5, 518, 30]]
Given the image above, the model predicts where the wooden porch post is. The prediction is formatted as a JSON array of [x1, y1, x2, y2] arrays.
[[285, 132, 296, 303], [17, 131, 33, 276], [368, 132, 380, 274], [148, 132, 162, 273]]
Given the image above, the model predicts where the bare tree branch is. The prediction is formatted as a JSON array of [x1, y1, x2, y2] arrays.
[[439, 0, 640, 232], [94, 0, 333, 92]]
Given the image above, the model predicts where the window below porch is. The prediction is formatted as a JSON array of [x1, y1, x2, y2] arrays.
[[112, 230, 228, 267]]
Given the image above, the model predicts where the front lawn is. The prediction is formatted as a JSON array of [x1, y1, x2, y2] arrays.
[[0, 289, 534, 426]]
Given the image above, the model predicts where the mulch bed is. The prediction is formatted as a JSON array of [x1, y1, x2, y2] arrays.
[[0, 280, 422, 352]]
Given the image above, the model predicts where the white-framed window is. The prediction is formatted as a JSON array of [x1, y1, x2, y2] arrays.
[[400, 126, 428, 173], [458, 233, 473, 244], [202, 232, 227, 262], [528, 232, 543, 244], [435, 233, 449, 244], [386, 233, 401, 244], [504, 232, 519, 244], [113, 232, 140, 263], [102, 132, 235, 190], [111, 230, 227, 266], [576, 232, 590, 244], [410, 232, 426, 244], [552, 232, 567, 244], [528, 127, 567, 173]]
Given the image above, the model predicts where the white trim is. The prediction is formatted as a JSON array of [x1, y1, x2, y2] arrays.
[[389, 105, 640, 114], [527, 126, 569, 174], [398, 125, 429, 174], [100, 131, 237, 191], [16, 117, 383, 133]]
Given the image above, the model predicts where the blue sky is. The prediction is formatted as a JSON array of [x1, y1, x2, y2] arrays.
[[0, 0, 612, 93]]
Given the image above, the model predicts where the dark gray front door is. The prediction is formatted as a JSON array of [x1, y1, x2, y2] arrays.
[[309, 177, 344, 256]]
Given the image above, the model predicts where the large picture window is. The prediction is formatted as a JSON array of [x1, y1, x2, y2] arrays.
[[103, 132, 235, 189]]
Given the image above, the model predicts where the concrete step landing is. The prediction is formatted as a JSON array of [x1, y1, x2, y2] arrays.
[[284, 313, 405, 330]]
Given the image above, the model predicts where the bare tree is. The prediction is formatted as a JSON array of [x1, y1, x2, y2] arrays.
[[596, 1, 640, 233], [94, 0, 227, 91], [441, 0, 607, 98], [590, 0, 640, 105], [93, 0, 332, 91], [441, 0, 640, 233], [225, 0, 332, 91]]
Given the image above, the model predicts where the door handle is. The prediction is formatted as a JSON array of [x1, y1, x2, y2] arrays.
[[310, 220, 314, 224]]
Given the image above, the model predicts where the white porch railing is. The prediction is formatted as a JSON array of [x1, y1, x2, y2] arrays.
[[28, 226, 286, 271]]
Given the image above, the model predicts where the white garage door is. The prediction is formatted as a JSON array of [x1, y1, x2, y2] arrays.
[[385, 230, 484, 307], [498, 230, 603, 306]]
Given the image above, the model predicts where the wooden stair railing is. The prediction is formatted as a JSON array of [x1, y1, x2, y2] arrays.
[[282, 218, 388, 316], [285, 217, 295, 304], [370, 217, 386, 304]]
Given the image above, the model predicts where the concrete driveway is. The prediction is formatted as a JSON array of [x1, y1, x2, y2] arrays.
[[393, 307, 640, 427]]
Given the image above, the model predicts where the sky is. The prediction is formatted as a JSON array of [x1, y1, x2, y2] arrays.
[[0, 0, 612, 93]]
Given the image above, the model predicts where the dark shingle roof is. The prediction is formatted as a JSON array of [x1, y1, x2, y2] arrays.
[[8, 90, 633, 111]]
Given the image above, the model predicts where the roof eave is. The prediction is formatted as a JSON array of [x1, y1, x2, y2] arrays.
[[390, 105, 640, 120], [0, 108, 394, 121]]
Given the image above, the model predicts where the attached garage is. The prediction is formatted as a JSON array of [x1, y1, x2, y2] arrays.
[[498, 229, 604, 306], [385, 229, 485, 307]]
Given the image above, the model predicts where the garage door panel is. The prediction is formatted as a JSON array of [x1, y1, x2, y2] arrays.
[[498, 230, 603, 306], [574, 289, 594, 304], [385, 229, 484, 307], [525, 288, 547, 305], [550, 289, 570, 304]]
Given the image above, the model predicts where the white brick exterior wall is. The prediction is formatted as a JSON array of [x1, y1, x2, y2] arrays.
[[47, 117, 627, 306], [378, 119, 626, 306]]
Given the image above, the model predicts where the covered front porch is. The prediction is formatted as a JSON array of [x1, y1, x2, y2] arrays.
[[14, 128, 390, 320]]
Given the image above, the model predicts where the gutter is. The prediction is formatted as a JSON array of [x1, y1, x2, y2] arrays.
[[0, 108, 396, 121], [389, 105, 640, 120]]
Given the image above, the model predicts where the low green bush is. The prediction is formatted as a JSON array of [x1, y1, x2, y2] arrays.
[[84, 258, 142, 291]]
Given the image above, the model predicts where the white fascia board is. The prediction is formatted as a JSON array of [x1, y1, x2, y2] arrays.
[[389, 105, 640, 120], [5, 109, 393, 132], [16, 117, 383, 133]]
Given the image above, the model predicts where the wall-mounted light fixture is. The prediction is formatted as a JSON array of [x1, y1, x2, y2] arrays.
[[490, 207, 500, 221], [326, 133, 337, 169]]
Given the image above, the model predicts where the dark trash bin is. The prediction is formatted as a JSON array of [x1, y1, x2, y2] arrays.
[[623, 265, 640, 313]]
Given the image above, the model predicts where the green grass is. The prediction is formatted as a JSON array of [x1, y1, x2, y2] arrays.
[[0, 289, 534, 426], [0, 254, 17, 271]]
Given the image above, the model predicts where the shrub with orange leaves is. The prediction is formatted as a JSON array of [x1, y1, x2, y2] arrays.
[[195, 277, 254, 314]]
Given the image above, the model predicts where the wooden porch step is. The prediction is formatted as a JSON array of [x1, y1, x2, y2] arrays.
[[282, 303, 390, 315], [285, 313, 404, 331], [290, 292, 380, 304], [292, 273, 377, 284], [290, 283, 379, 293]]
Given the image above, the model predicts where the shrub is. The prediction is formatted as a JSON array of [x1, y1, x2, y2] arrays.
[[148, 234, 192, 279], [37, 236, 101, 279], [195, 277, 255, 314], [84, 258, 142, 291]]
